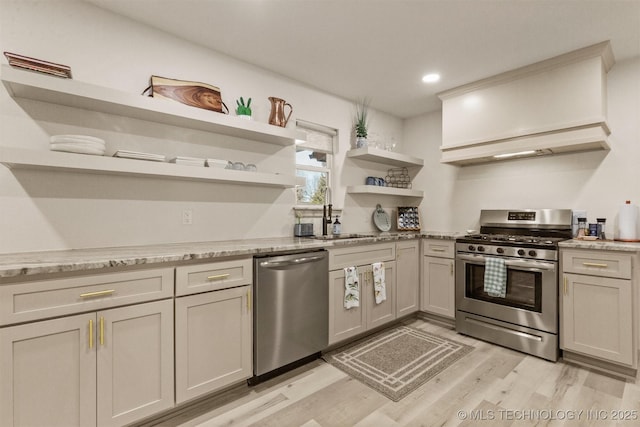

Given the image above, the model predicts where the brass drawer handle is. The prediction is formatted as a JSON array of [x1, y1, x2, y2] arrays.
[[100, 317, 104, 346], [431, 248, 446, 252], [80, 289, 115, 298], [89, 319, 94, 349], [582, 262, 608, 268], [207, 273, 230, 281]]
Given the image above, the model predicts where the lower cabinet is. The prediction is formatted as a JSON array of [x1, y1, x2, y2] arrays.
[[0, 299, 174, 427], [396, 240, 420, 317], [174, 285, 252, 403], [328, 261, 396, 345], [560, 248, 637, 372], [421, 239, 456, 318], [561, 273, 633, 365]]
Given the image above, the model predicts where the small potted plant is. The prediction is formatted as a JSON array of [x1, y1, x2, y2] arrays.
[[236, 97, 252, 120], [354, 98, 370, 148]]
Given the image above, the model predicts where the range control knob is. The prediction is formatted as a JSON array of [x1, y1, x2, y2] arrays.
[[496, 247, 504, 254], [517, 249, 526, 256], [468, 245, 476, 251], [528, 250, 537, 257], [477, 246, 485, 252]]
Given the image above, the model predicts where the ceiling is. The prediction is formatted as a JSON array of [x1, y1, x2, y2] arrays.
[[84, 0, 640, 119]]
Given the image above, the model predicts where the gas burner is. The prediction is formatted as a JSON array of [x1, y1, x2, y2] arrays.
[[462, 233, 562, 248]]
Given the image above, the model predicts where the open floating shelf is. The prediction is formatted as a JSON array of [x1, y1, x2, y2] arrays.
[[346, 185, 424, 198], [0, 148, 297, 188], [1, 65, 296, 146], [346, 147, 424, 168]]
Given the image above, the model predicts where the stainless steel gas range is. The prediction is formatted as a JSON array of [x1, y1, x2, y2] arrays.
[[455, 209, 573, 361]]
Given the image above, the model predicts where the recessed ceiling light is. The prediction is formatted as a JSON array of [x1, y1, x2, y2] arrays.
[[422, 73, 440, 83]]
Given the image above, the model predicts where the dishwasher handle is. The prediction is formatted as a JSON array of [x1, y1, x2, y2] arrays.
[[259, 255, 325, 268]]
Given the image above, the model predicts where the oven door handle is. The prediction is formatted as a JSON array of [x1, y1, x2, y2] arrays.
[[456, 254, 556, 271]]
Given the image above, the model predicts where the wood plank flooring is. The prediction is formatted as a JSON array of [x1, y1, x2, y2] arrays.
[[148, 318, 640, 427]]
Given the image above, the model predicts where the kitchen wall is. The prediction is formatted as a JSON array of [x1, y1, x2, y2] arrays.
[[0, 0, 403, 253], [405, 56, 640, 238], [2, 1, 637, 255]]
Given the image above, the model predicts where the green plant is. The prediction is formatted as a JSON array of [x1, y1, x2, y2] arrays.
[[354, 98, 370, 138], [236, 97, 252, 116]]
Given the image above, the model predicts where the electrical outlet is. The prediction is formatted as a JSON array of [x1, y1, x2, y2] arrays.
[[182, 209, 193, 225]]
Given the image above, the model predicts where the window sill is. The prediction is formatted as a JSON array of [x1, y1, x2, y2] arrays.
[[294, 205, 342, 219]]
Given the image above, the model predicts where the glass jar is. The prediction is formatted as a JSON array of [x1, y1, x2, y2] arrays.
[[577, 217, 587, 237], [597, 218, 607, 240]]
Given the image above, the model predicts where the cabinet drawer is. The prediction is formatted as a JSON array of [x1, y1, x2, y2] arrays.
[[0, 268, 173, 326], [422, 239, 455, 259], [561, 250, 632, 279], [175, 258, 252, 296], [328, 242, 395, 270]]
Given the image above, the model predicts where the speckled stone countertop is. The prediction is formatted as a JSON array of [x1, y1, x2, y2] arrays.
[[559, 239, 640, 252], [0, 231, 462, 279]]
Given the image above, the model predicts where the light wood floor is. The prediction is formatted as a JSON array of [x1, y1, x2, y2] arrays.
[[150, 318, 640, 427]]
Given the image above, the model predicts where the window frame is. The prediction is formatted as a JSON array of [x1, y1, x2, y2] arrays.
[[294, 120, 336, 208]]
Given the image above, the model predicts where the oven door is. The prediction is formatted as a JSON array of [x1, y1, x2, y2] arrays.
[[455, 253, 558, 333]]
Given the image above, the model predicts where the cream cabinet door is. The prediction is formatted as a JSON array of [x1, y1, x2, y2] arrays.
[[561, 273, 633, 366], [97, 299, 174, 427], [328, 269, 366, 345], [0, 313, 97, 427], [366, 261, 397, 330], [396, 241, 420, 317], [421, 256, 455, 319], [175, 286, 252, 404]]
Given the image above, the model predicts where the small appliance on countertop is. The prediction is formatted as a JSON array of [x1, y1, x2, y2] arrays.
[[293, 223, 314, 237]]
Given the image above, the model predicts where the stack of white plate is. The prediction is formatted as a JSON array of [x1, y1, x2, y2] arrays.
[[206, 158, 228, 169], [113, 150, 166, 162], [50, 135, 106, 156], [169, 156, 206, 167]]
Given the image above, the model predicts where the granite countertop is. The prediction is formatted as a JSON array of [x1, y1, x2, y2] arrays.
[[559, 239, 640, 252], [0, 231, 461, 279]]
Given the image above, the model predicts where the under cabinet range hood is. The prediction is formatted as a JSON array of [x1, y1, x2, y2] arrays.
[[438, 41, 615, 165]]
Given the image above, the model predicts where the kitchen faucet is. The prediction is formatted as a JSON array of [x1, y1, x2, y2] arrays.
[[322, 187, 332, 236]]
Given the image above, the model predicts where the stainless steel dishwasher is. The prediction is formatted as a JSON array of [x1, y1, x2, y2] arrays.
[[252, 250, 328, 382]]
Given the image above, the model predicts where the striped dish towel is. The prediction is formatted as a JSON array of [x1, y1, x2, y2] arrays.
[[484, 257, 507, 298]]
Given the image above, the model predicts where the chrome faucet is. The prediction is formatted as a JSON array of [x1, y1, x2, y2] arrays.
[[322, 187, 333, 236]]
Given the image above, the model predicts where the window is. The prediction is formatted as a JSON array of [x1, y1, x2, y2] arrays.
[[295, 120, 336, 206]]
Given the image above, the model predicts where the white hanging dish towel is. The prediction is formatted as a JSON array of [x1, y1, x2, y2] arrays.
[[344, 266, 360, 309], [372, 262, 386, 304], [484, 257, 507, 298]]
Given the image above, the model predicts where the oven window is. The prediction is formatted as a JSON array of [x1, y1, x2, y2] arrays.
[[466, 264, 542, 312]]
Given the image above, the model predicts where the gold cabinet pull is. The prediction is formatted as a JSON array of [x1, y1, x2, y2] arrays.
[[207, 273, 230, 281], [582, 262, 608, 268], [450, 262, 454, 275], [80, 289, 115, 298], [246, 290, 251, 313], [99, 317, 104, 346], [563, 276, 567, 296], [431, 248, 446, 252], [89, 319, 94, 349]]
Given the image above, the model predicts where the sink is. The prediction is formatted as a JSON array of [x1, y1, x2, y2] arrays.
[[307, 234, 376, 241]]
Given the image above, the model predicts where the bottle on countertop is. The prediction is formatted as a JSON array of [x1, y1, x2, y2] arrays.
[[596, 218, 607, 240], [577, 217, 587, 238], [332, 215, 341, 235]]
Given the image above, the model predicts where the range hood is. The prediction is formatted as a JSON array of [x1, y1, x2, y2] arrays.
[[438, 41, 615, 165]]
